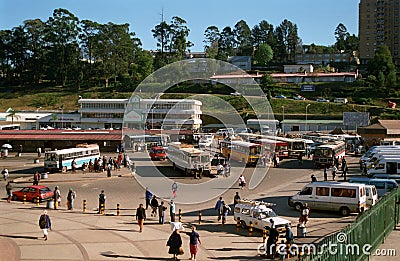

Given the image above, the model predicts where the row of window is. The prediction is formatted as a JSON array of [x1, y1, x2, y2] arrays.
[[82, 113, 124, 119], [81, 103, 125, 109]]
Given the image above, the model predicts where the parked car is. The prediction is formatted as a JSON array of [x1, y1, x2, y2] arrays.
[[333, 98, 348, 104], [316, 98, 330, 102], [293, 94, 306, 100], [275, 95, 287, 99], [12, 185, 53, 202], [230, 91, 242, 96], [149, 146, 167, 160]]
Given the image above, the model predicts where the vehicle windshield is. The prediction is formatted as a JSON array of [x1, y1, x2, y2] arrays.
[[314, 148, 333, 157], [259, 210, 278, 219]]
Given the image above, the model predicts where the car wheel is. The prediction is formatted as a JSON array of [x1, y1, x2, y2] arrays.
[[240, 220, 247, 229], [295, 203, 303, 211], [12, 194, 18, 201], [340, 207, 350, 216], [62, 166, 67, 172]]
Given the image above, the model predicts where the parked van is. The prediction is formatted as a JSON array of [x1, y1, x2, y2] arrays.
[[360, 146, 400, 163], [198, 134, 214, 148], [234, 199, 291, 232], [334, 98, 348, 104], [372, 174, 400, 184], [288, 181, 367, 216], [364, 185, 379, 208], [365, 154, 400, 170], [366, 158, 400, 176], [349, 178, 398, 197], [215, 128, 234, 137]]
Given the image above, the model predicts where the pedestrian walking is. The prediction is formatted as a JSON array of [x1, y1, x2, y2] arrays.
[[71, 158, 76, 173], [331, 165, 337, 181], [266, 219, 279, 259], [323, 167, 328, 181], [167, 229, 183, 260], [172, 182, 178, 198], [145, 187, 153, 210], [343, 165, 348, 181], [2, 167, 9, 181], [158, 201, 167, 224], [67, 188, 76, 210], [233, 192, 241, 208], [169, 200, 176, 222], [214, 197, 223, 221], [18, 144, 23, 157], [298, 153, 303, 166], [299, 203, 310, 225], [224, 163, 230, 176], [37, 147, 42, 157], [150, 195, 159, 217], [311, 174, 317, 182], [39, 210, 52, 241], [238, 174, 246, 189], [221, 201, 231, 226], [33, 170, 40, 185], [53, 186, 61, 209], [285, 224, 294, 245], [98, 190, 106, 213], [6, 181, 13, 203], [135, 203, 146, 233], [188, 225, 201, 261]]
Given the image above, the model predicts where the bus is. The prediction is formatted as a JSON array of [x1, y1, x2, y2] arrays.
[[44, 144, 100, 172], [166, 142, 211, 176], [313, 141, 346, 168], [265, 136, 306, 158], [229, 140, 261, 166], [256, 138, 289, 160]]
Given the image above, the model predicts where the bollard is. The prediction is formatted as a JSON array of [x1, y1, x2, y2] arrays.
[[236, 218, 241, 232], [198, 211, 202, 224], [298, 251, 304, 259], [83, 200, 87, 213], [23, 193, 26, 204], [100, 203, 105, 215], [249, 222, 253, 236], [287, 243, 292, 259], [117, 203, 120, 216], [178, 209, 182, 222], [262, 229, 267, 243], [54, 199, 58, 209], [36, 196, 40, 206]]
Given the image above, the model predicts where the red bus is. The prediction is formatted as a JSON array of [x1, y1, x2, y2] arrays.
[[149, 146, 167, 160], [256, 138, 289, 160]]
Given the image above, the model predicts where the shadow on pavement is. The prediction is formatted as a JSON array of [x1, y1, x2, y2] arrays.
[[101, 252, 168, 260], [0, 234, 39, 240]]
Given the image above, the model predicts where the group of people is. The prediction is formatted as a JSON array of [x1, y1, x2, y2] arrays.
[[323, 156, 349, 181], [214, 192, 241, 226], [52, 186, 77, 210], [216, 162, 230, 177], [166, 225, 201, 260]]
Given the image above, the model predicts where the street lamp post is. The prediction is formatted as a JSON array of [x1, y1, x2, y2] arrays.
[[281, 105, 285, 134], [305, 104, 311, 132], [151, 106, 157, 129]]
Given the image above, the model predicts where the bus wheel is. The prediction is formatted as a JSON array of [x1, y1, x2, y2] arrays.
[[340, 207, 350, 216], [240, 220, 247, 229], [62, 166, 67, 172]]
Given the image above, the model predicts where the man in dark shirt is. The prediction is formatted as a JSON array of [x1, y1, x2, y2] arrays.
[[136, 203, 146, 233], [266, 219, 279, 258]]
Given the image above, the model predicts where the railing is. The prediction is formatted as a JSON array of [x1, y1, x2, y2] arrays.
[[300, 187, 400, 261]]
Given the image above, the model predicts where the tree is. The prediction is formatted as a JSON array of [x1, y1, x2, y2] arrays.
[[334, 23, 349, 52], [217, 26, 235, 60], [6, 109, 21, 125], [275, 19, 301, 63], [169, 16, 193, 61], [254, 43, 273, 66], [79, 20, 101, 79], [204, 25, 220, 59], [233, 20, 252, 55], [367, 45, 396, 77]]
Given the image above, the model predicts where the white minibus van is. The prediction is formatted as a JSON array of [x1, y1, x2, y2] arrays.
[[349, 178, 398, 197], [367, 158, 400, 176], [360, 146, 400, 163], [288, 181, 367, 216]]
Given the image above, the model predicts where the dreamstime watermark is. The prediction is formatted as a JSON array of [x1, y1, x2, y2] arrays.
[[257, 232, 397, 257]]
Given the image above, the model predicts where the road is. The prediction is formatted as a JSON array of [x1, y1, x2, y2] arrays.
[[0, 152, 363, 260]]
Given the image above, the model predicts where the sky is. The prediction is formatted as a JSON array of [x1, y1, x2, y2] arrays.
[[0, 0, 359, 52]]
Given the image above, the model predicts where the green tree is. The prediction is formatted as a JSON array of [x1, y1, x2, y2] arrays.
[[6, 109, 21, 125], [367, 45, 396, 77], [334, 23, 349, 51], [233, 20, 252, 55], [152, 21, 171, 67], [275, 19, 301, 62], [254, 43, 273, 66], [377, 71, 385, 88], [169, 16, 193, 61], [204, 25, 220, 59], [217, 26, 235, 60]]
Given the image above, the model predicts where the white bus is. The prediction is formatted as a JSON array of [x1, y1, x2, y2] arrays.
[[313, 141, 346, 168], [44, 144, 100, 172], [167, 142, 211, 176]]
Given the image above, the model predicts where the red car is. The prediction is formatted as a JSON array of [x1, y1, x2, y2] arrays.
[[149, 146, 167, 160], [12, 185, 54, 202]]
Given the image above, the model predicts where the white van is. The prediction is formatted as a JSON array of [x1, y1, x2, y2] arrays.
[[234, 199, 291, 233], [364, 185, 379, 208], [360, 146, 400, 163], [288, 181, 367, 216], [365, 154, 400, 170], [349, 178, 398, 197], [215, 128, 234, 137], [367, 158, 400, 176], [334, 98, 348, 104], [198, 134, 214, 148]]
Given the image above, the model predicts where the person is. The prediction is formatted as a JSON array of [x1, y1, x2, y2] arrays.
[[6, 181, 12, 203], [311, 174, 317, 182], [37, 147, 42, 157], [150, 195, 159, 217], [33, 170, 41, 185], [18, 144, 23, 157], [284, 224, 294, 245], [298, 153, 303, 166], [341, 157, 347, 172], [53, 186, 61, 209], [188, 225, 201, 261], [39, 210, 52, 241], [217, 162, 224, 176], [233, 192, 241, 208], [98, 190, 106, 213], [224, 163, 230, 177], [158, 201, 167, 224], [275, 156, 280, 167], [343, 165, 348, 181], [135, 203, 146, 233], [323, 167, 328, 181], [331, 165, 338, 181], [71, 158, 76, 173], [273, 154, 278, 168], [145, 188, 153, 210], [167, 229, 183, 260], [169, 200, 176, 222], [238, 174, 246, 189], [221, 201, 231, 226], [266, 219, 279, 258], [214, 197, 223, 221], [67, 188, 76, 210], [172, 182, 178, 198], [2, 167, 9, 181], [299, 203, 310, 225]]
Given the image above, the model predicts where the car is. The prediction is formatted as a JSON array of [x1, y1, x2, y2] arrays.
[[333, 98, 348, 104], [230, 91, 242, 96], [316, 98, 330, 102], [12, 185, 54, 202], [235, 127, 252, 134], [293, 94, 306, 100], [274, 95, 287, 99]]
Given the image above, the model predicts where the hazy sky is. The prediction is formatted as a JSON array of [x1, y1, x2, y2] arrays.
[[0, 0, 359, 51]]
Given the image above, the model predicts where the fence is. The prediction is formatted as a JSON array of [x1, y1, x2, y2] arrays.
[[300, 187, 400, 261]]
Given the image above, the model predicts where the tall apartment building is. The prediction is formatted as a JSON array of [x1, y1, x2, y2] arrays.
[[359, 0, 400, 65]]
